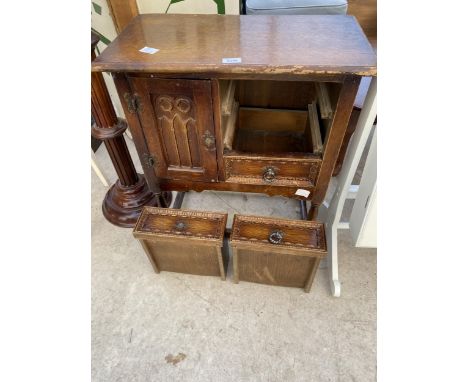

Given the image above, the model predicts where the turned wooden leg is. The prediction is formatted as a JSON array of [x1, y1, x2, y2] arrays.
[[91, 31, 162, 227]]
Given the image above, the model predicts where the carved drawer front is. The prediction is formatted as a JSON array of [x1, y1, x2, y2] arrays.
[[224, 155, 321, 187], [133, 207, 228, 279], [230, 214, 327, 292], [128, 77, 218, 182]]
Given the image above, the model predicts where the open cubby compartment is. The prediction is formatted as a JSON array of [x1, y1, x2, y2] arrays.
[[220, 80, 341, 155], [234, 107, 319, 154], [222, 105, 325, 187]]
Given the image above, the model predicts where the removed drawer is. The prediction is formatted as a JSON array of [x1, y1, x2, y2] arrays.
[[230, 214, 327, 292], [133, 207, 228, 279]]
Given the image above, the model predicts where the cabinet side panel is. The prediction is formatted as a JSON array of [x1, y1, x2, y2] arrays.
[[312, 76, 361, 205]]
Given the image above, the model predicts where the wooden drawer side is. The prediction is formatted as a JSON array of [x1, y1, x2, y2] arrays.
[[144, 240, 222, 277], [236, 248, 318, 288]]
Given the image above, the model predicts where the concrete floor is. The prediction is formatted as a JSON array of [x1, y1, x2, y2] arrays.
[[92, 136, 376, 382]]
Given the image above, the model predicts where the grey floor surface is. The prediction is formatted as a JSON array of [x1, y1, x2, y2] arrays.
[[92, 136, 377, 382]]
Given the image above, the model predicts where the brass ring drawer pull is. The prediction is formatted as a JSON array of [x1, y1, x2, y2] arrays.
[[262, 167, 277, 183], [175, 221, 187, 231], [268, 230, 284, 244]]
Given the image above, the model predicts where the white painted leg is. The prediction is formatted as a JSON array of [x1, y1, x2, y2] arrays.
[[318, 203, 341, 295], [91, 150, 109, 187], [326, 222, 341, 297]]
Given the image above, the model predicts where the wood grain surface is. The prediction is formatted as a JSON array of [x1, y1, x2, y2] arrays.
[[106, 0, 139, 34], [348, 0, 377, 39], [238, 80, 317, 109], [92, 14, 376, 76], [238, 107, 308, 134]]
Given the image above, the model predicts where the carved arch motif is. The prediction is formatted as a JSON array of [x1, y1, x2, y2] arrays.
[[153, 95, 201, 168]]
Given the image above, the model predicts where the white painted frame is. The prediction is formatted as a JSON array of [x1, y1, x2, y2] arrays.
[[350, 129, 377, 248], [318, 77, 377, 297], [91, 150, 109, 187]]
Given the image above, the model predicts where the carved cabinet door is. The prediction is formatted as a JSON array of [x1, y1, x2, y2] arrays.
[[128, 77, 218, 182]]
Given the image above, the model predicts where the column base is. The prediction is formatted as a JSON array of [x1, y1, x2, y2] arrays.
[[102, 174, 160, 228]]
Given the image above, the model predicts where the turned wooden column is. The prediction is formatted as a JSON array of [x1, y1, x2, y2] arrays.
[[91, 31, 168, 227]]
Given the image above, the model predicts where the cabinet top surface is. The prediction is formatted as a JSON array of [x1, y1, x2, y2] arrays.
[[92, 14, 376, 76]]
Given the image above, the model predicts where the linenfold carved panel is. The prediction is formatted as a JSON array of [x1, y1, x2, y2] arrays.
[[153, 95, 202, 168]]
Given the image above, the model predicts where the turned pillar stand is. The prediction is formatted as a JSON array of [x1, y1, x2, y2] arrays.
[[91, 31, 170, 227]]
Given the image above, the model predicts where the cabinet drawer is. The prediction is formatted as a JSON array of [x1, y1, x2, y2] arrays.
[[230, 214, 327, 292], [133, 207, 228, 279], [224, 155, 321, 187]]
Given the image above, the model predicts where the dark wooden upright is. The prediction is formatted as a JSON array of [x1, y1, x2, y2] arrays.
[[91, 31, 168, 228]]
